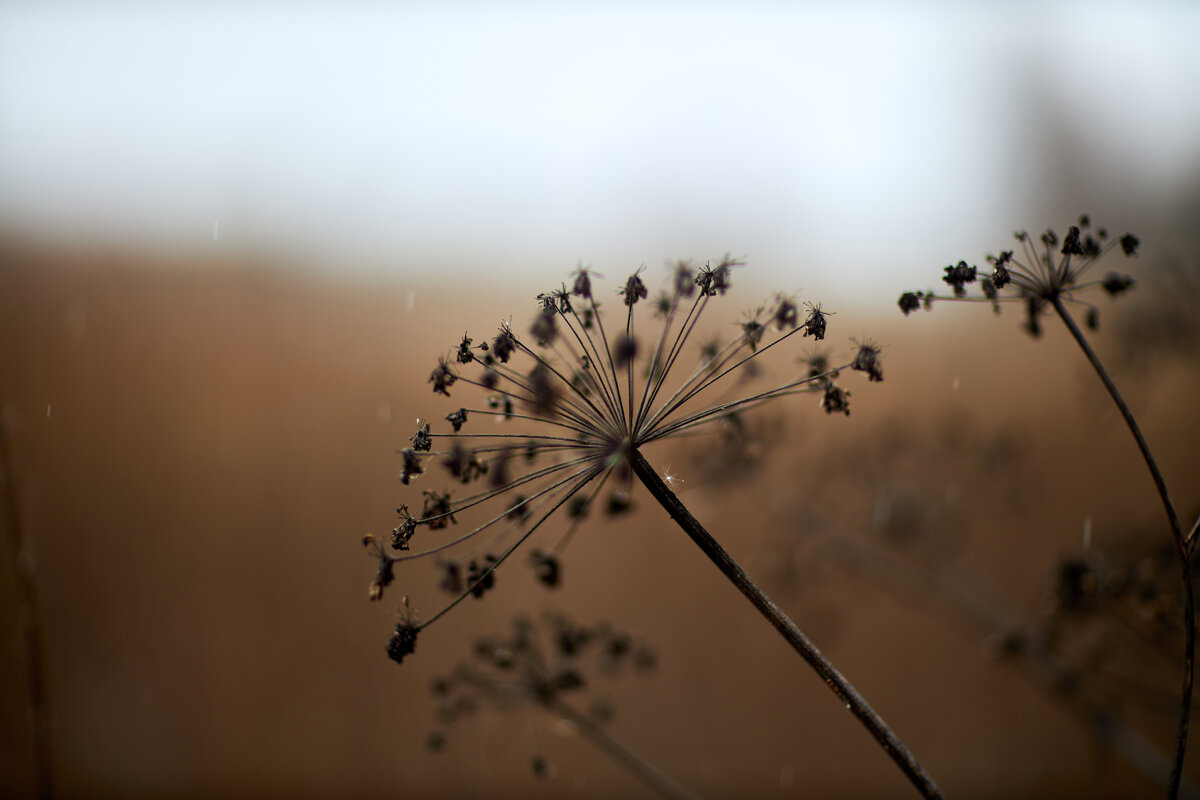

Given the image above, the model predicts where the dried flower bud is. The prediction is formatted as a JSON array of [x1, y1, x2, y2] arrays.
[[821, 382, 851, 416], [445, 408, 468, 432], [429, 358, 458, 396], [1101, 272, 1134, 295], [400, 447, 423, 485], [392, 504, 417, 550], [387, 623, 419, 664], [1061, 225, 1084, 256], [422, 490, 455, 529], [898, 292, 922, 316], [455, 333, 475, 365], [802, 303, 828, 340], [1120, 233, 1139, 256], [530, 549, 561, 588], [621, 270, 648, 306], [410, 421, 432, 452], [492, 326, 516, 363], [613, 334, 638, 367], [942, 261, 977, 297], [852, 341, 883, 382], [572, 267, 594, 299]]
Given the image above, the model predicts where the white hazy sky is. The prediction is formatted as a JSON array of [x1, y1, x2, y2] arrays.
[[2, 2, 1199, 298]]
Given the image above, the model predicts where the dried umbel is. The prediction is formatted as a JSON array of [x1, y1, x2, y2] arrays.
[[368, 257, 866, 617], [426, 612, 692, 796], [427, 612, 656, 745], [898, 214, 1138, 335], [900, 216, 1200, 800], [364, 258, 944, 799]]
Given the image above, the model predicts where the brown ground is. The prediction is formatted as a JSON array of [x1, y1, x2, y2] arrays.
[[1, 239, 1198, 798]]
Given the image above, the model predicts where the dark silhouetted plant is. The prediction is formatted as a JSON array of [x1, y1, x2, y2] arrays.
[[425, 611, 697, 799], [900, 216, 1200, 798], [366, 258, 943, 798]]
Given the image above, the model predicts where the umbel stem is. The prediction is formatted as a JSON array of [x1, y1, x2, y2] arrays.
[[630, 449, 945, 800], [551, 698, 703, 800], [1050, 295, 1194, 799]]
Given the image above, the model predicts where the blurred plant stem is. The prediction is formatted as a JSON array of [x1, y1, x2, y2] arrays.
[[630, 449, 945, 800], [550, 698, 702, 800], [800, 516, 1199, 798], [0, 404, 54, 800], [1050, 296, 1194, 799]]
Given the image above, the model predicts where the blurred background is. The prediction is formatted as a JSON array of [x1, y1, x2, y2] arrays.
[[2, 1, 1199, 797]]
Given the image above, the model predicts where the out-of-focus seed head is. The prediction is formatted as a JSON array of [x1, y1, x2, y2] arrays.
[[387, 623, 419, 664], [429, 358, 458, 396]]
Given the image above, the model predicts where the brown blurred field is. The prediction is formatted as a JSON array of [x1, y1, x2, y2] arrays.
[[1, 239, 1199, 799]]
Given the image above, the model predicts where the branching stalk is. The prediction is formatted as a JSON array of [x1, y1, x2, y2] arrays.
[[1050, 295, 1193, 799], [550, 697, 703, 800], [630, 448, 944, 800]]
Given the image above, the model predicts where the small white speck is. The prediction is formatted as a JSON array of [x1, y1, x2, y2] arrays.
[[46, 404, 52, 418], [952, 376, 960, 390], [779, 764, 794, 788], [212, 219, 220, 240], [662, 464, 684, 488], [1083, 517, 1092, 550]]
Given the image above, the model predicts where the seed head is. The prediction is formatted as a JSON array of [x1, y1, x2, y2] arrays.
[[366, 259, 882, 647], [900, 215, 1141, 337]]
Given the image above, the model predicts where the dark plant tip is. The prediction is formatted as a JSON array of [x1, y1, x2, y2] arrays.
[[410, 421, 432, 452], [445, 407, 468, 432], [851, 341, 884, 382], [942, 262, 977, 297], [821, 382, 851, 416], [530, 549, 561, 588], [1061, 225, 1084, 256], [621, 269, 649, 306], [802, 302, 828, 340], [1120, 233, 1139, 256], [387, 623, 419, 664], [897, 292, 921, 316], [1101, 272, 1135, 296], [429, 358, 458, 396]]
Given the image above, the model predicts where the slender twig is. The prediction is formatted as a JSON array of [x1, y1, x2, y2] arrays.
[[1050, 295, 1193, 798], [630, 448, 944, 800], [0, 405, 54, 799], [549, 697, 703, 800]]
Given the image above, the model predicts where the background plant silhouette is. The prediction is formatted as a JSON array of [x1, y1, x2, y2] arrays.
[[900, 216, 1200, 798]]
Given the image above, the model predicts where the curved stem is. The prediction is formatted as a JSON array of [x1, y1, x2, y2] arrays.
[[550, 698, 703, 800], [1050, 295, 1193, 798], [630, 449, 944, 799]]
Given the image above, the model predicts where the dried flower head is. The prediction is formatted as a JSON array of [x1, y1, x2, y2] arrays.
[[366, 258, 882, 648], [898, 214, 1138, 335], [424, 612, 657, 752]]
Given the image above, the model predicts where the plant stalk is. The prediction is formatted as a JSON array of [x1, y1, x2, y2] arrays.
[[550, 697, 703, 800], [630, 448, 944, 800], [1050, 295, 1193, 799]]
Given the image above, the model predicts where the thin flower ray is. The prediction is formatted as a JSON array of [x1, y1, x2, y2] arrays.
[[403, 453, 605, 535], [643, 360, 855, 443], [417, 467, 604, 630], [392, 460, 604, 567], [639, 315, 816, 439]]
